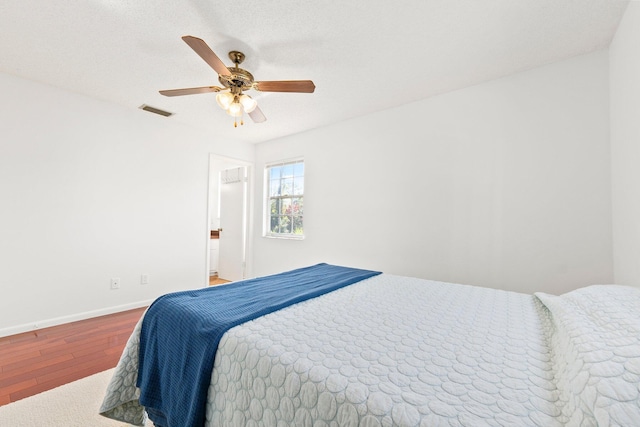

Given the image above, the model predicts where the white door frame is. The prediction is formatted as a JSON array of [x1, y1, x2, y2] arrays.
[[206, 154, 254, 284]]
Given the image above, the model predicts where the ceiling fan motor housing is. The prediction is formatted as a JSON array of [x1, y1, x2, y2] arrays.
[[219, 66, 254, 92], [218, 51, 254, 93]]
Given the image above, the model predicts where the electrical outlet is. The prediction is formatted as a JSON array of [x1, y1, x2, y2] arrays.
[[141, 274, 149, 285], [110, 277, 121, 290]]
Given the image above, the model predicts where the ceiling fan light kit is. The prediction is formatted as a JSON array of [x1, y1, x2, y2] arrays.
[[216, 92, 234, 110], [159, 36, 316, 127], [239, 94, 257, 113]]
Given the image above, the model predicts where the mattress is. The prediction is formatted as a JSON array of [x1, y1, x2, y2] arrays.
[[100, 273, 640, 426]]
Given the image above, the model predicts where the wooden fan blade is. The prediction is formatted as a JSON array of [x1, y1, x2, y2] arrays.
[[255, 80, 315, 93], [181, 36, 231, 77], [159, 86, 223, 97], [248, 106, 266, 123]]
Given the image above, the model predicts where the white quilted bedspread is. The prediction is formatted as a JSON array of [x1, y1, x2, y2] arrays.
[[100, 274, 640, 427], [535, 286, 640, 426]]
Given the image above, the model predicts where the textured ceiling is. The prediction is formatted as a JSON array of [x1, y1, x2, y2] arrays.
[[0, 0, 629, 144]]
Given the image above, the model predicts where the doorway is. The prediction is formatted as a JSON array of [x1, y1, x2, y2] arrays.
[[207, 155, 253, 283]]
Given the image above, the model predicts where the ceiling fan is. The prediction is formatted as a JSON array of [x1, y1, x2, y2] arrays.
[[160, 36, 316, 127]]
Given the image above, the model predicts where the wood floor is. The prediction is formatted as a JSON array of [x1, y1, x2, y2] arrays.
[[210, 277, 230, 286], [0, 307, 146, 406], [0, 277, 230, 407]]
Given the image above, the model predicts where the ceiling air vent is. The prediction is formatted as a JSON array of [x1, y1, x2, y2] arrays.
[[139, 104, 173, 117]]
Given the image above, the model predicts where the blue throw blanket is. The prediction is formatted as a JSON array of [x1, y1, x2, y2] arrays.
[[137, 263, 381, 427]]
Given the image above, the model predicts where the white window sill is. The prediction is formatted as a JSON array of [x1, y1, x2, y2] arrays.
[[263, 234, 305, 241]]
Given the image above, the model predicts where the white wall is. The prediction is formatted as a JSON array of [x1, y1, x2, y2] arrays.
[[253, 51, 613, 295], [0, 44, 620, 336], [610, 2, 640, 287], [0, 72, 254, 336]]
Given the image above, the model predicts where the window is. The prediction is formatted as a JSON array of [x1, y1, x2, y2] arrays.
[[265, 159, 304, 238]]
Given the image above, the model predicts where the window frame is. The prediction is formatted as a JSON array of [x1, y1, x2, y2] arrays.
[[263, 158, 305, 239]]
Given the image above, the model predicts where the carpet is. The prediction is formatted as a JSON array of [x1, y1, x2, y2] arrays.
[[0, 369, 151, 427]]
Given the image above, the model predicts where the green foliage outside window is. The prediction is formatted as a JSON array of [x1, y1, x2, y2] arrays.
[[266, 160, 304, 237]]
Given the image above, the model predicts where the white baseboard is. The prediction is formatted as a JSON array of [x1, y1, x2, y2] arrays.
[[0, 300, 153, 338]]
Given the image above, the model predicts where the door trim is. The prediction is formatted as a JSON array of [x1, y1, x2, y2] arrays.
[[206, 154, 254, 284]]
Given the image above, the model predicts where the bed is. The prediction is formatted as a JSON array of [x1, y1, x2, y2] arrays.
[[100, 263, 640, 426]]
